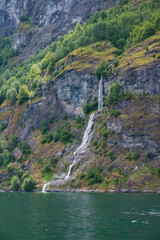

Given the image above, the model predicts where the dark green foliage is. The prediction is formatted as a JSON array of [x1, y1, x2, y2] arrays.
[[40, 120, 49, 135], [86, 166, 103, 185], [52, 123, 74, 144], [107, 150, 116, 161], [7, 163, 14, 174], [107, 165, 112, 172], [17, 85, 29, 104], [0, 122, 8, 132], [0, 138, 14, 166], [11, 176, 20, 191], [51, 157, 58, 167], [20, 14, 29, 22], [83, 98, 98, 115], [0, 38, 17, 68], [155, 167, 160, 177], [80, 173, 85, 180], [110, 109, 121, 117], [145, 152, 153, 159], [53, 71, 60, 78], [125, 152, 132, 161], [6, 88, 17, 104], [22, 176, 36, 191], [99, 127, 108, 139], [16, 168, 24, 179], [19, 140, 31, 154], [49, 115, 54, 124], [105, 81, 123, 106], [42, 164, 51, 173], [132, 152, 140, 160], [11, 135, 18, 149], [96, 62, 109, 79]]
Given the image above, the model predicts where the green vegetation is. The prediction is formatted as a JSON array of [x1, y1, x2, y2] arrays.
[[0, 122, 8, 132], [106, 81, 132, 106], [0, 138, 14, 166], [83, 98, 98, 114], [96, 62, 109, 79], [110, 109, 121, 117], [86, 166, 103, 185], [11, 176, 20, 191], [19, 140, 31, 154], [22, 176, 36, 191], [17, 85, 29, 104], [0, 0, 159, 106]]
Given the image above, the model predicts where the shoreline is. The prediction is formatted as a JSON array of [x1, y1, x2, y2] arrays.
[[1, 189, 160, 193]]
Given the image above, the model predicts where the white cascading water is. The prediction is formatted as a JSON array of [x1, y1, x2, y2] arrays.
[[42, 182, 50, 193], [98, 77, 103, 112], [65, 112, 95, 179], [42, 77, 103, 191]]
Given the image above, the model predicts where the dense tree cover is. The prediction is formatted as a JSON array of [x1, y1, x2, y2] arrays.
[[0, 0, 160, 106], [0, 138, 15, 166], [0, 38, 18, 68]]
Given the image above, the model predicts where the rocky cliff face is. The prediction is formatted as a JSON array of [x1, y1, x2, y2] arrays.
[[0, 0, 118, 58]]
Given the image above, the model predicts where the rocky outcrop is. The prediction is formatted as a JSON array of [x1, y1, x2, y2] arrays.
[[103, 62, 160, 95], [0, 0, 118, 58]]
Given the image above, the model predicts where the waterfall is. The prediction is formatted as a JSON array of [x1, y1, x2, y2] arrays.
[[42, 77, 103, 191], [65, 113, 95, 179], [42, 182, 50, 193], [98, 77, 103, 112]]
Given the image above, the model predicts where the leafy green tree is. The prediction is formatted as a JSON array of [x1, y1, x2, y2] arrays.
[[7, 163, 14, 174], [6, 88, 17, 104], [22, 177, 36, 191], [17, 85, 29, 104], [11, 176, 20, 191], [106, 81, 123, 106], [19, 140, 31, 154], [96, 62, 109, 79]]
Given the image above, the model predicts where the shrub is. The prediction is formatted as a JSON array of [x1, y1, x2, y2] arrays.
[[11, 176, 20, 191], [22, 176, 36, 191], [110, 109, 121, 117], [16, 168, 24, 179], [7, 163, 14, 174], [155, 167, 160, 177], [86, 166, 103, 185], [19, 140, 31, 154], [40, 120, 49, 135], [51, 157, 58, 166], [96, 62, 109, 79], [145, 152, 153, 159], [132, 152, 140, 160], [80, 173, 85, 180], [0, 122, 8, 132], [6, 88, 17, 104], [22, 172, 30, 181], [107, 165, 112, 172], [42, 164, 51, 173], [107, 150, 116, 161], [125, 152, 132, 161], [83, 98, 98, 114], [41, 137, 47, 144], [17, 85, 29, 104], [60, 130, 73, 144], [47, 132, 54, 143], [106, 81, 123, 106]]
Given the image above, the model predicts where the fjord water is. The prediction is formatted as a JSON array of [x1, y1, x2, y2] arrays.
[[0, 193, 160, 240]]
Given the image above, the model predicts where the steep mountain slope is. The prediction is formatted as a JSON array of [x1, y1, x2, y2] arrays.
[[0, 0, 160, 192], [0, 0, 117, 59]]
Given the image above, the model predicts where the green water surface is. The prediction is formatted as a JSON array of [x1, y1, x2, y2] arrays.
[[0, 192, 160, 240]]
